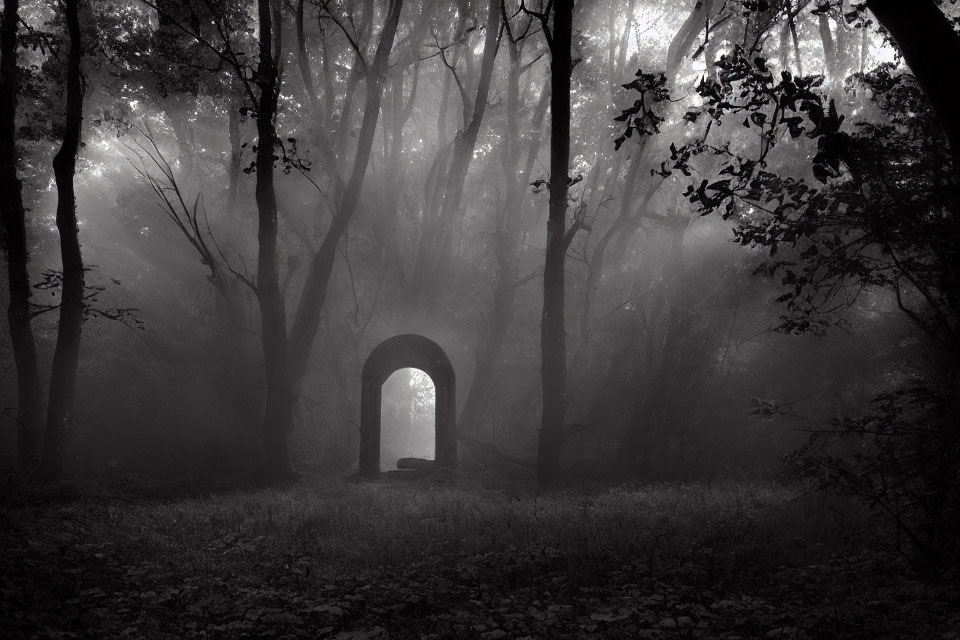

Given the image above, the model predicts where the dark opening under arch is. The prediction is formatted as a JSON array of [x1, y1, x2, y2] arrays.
[[360, 334, 456, 477]]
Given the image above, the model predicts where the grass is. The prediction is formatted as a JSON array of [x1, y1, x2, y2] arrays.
[[84, 477, 867, 581], [3, 475, 956, 639]]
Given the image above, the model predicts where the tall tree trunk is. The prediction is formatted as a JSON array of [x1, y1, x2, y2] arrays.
[[866, 0, 960, 360], [408, 0, 500, 314], [271, 0, 283, 75], [567, 12, 645, 373], [334, 0, 374, 163], [375, 65, 418, 283], [538, 0, 573, 488], [787, 2, 803, 76], [859, 21, 868, 74], [665, 0, 715, 82], [38, 0, 85, 482], [436, 45, 455, 145], [572, 141, 646, 372], [834, 2, 850, 79], [0, 0, 42, 467], [817, 11, 837, 80], [434, 2, 469, 146], [460, 33, 545, 437], [287, 0, 403, 373], [260, 0, 405, 472], [865, 0, 960, 181], [295, 0, 317, 108], [319, 19, 336, 133], [253, 0, 293, 479]]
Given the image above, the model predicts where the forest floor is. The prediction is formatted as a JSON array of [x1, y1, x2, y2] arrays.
[[1, 473, 958, 640]]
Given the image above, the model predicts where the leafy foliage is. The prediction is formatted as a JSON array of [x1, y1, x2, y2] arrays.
[[623, 48, 957, 341], [619, 41, 960, 566], [613, 70, 669, 150], [787, 383, 960, 566]]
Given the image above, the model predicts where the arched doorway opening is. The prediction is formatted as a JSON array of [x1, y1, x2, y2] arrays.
[[360, 334, 456, 477], [380, 368, 436, 470]]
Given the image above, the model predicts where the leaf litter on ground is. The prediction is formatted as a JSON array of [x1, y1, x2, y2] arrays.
[[1, 477, 958, 639]]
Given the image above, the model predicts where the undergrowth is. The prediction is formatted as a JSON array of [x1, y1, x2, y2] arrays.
[[81, 478, 870, 584], [6, 477, 957, 639]]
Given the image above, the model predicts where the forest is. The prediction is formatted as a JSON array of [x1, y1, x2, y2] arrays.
[[1, 0, 959, 638]]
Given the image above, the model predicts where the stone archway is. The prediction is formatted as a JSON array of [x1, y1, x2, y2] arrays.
[[359, 334, 456, 477]]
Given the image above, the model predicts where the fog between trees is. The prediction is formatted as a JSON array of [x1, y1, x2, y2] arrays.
[[0, 0, 957, 543]]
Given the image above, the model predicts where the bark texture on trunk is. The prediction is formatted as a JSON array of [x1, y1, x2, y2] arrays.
[[0, 0, 42, 467], [538, 0, 573, 488], [39, 0, 85, 481]]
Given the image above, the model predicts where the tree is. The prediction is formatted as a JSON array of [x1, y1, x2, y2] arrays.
[[407, 0, 502, 315], [865, 0, 960, 182], [1, 0, 89, 480], [145, 0, 406, 478], [458, 6, 549, 437], [0, 0, 43, 467], [278, 0, 405, 477], [616, 2, 960, 559], [536, 0, 574, 487], [251, 0, 290, 479], [37, 0, 86, 482]]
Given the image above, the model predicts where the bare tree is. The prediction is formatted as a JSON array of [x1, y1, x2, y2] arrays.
[[459, 5, 547, 438], [407, 0, 502, 315], [278, 0, 406, 477]]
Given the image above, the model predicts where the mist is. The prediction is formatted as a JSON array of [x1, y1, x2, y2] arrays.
[[1, 0, 958, 637]]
